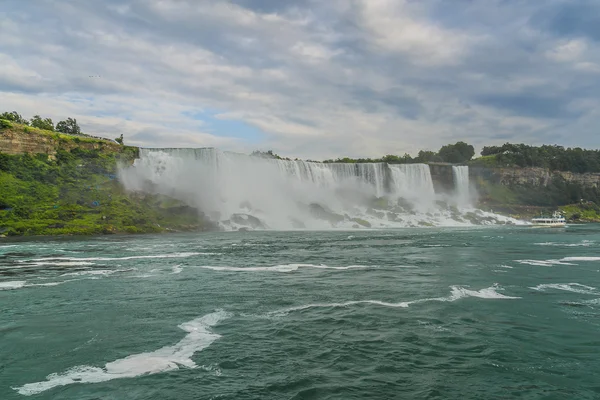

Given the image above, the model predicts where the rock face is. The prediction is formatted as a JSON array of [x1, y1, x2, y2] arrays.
[[470, 166, 600, 188], [428, 163, 455, 193], [0, 126, 121, 158]]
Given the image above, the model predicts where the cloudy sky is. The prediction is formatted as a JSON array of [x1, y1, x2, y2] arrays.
[[1, 0, 600, 159]]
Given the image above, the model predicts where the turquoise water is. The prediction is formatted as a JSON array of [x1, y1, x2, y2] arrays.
[[2, 226, 600, 399]]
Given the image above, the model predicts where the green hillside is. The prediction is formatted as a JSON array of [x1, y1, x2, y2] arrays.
[[0, 122, 214, 236]]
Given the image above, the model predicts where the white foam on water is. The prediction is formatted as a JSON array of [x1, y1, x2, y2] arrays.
[[197, 265, 300, 273], [28, 279, 81, 287], [29, 261, 96, 267], [268, 300, 411, 316], [561, 256, 600, 262], [582, 298, 600, 306], [535, 241, 594, 247], [530, 283, 598, 295], [515, 259, 576, 266], [195, 263, 374, 273], [448, 284, 520, 300], [0, 281, 27, 290], [0, 279, 90, 290], [171, 265, 183, 274], [13, 310, 230, 396], [499, 265, 513, 269], [60, 268, 134, 277], [269, 284, 519, 316], [28, 252, 206, 263]]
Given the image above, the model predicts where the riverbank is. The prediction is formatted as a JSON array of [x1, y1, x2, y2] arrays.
[[0, 125, 215, 236]]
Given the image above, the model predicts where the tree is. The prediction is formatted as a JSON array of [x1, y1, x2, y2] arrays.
[[30, 115, 54, 131], [415, 150, 443, 163], [115, 134, 124, 145], [55, 118, 81, 135], [438, 141, 475, 163], [0, 111, 29, 125], [381, 154, 402, 164], [480, 146, 503, 156], [251, 150, 281, 159]]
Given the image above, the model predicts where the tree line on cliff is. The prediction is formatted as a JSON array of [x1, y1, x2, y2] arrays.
[[479, 143, 600, 173], [322, 142, 476, 164], [1, 111, 124, 144], [322, 142, 600, 174]]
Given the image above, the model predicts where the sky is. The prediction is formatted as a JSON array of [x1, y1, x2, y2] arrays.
[[1, 0, 600, 159]]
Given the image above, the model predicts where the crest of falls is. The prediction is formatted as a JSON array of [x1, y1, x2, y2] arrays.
[[119, 148, 521, 230], [452, 166, 471, 206]]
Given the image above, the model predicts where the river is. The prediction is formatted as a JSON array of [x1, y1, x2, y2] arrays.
[[2, 225, 600, 399]]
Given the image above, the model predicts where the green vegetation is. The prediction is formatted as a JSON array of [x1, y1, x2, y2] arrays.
[[56, 117, 81, 135], [0, 121, 213, 237], [323, 141, 475, 164], [477, 173, 600, 206], [477, 143, 600, 173], [1, 120, 112, 147], [30, 115, 55, 131], [0, 111, 29, 125], [560, 203, 600, 223], [1, 110, 121, 144]]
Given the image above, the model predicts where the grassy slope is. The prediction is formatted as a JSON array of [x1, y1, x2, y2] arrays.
[[0, 122, 214, 236], [1, 119, 120, 147]]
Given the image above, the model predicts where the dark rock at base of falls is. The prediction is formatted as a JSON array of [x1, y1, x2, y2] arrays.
[[229, 213, 268, 230], [308, 203, 345, 225]]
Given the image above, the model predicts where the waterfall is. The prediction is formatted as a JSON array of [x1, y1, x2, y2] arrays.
[[388, 164, 435, 207], [119, 148, 516, 229], [452, 166, 470, 206]]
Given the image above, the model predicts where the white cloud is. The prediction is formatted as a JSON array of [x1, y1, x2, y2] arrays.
[[1, 0, 600, 159], [546, 39, 587, 62], [356, 0, 475, 66]]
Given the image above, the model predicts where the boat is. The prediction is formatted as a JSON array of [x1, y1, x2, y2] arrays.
[[531, 211, 566, 227]]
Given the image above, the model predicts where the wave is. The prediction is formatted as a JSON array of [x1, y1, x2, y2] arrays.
[[0, 280, 27, 290], [268, 284, 519, 316], [561, 257, 600, 262], [60, 268, 135, 277], [13, 310, 230, 396], [517, 257, 600, 266], [515, 259, 576, 266], [530, 283, 598, 295], [28, 261, 96, 267], [194, 263, 375, 273], [25, 252, 208, 263], [0, 279, 93, 290], [534, 241, 594, 247], [171, 265, 183, 274]]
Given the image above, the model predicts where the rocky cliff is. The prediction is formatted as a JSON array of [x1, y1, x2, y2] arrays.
[[470, 166, 600, 188], [0, 123, 121, 158]]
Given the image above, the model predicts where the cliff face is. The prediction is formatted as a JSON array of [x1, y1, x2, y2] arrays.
[[0, 125, 121, 158], [428, 163, 455, 193], [470, 166, 600, 188]]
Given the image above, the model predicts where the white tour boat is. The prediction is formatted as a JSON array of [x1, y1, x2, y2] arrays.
[[531, 211, 566, 227]]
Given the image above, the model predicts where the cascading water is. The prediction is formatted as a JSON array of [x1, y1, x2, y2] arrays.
[[119, 148, 520, 230], [452, 166, 471, 206], [389, 164, 436, 209]]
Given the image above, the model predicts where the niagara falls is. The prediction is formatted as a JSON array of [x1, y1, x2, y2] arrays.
[[118, 148, 517, 231]]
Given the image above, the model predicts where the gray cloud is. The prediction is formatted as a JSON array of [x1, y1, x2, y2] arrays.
[[1, 0, 599, 159]]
